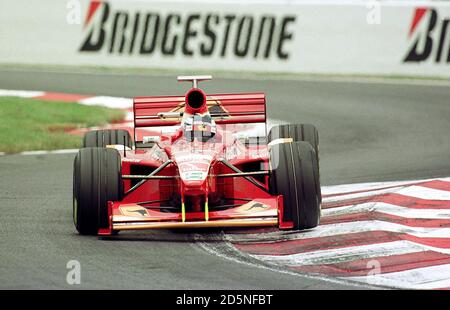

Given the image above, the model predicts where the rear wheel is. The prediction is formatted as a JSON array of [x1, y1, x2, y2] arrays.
[[269, 141, 321, 230], [73, 147, 123, 235], [269, 123, 319, 162], [269, 123, 321, 202], [83, 129, 133, 148]]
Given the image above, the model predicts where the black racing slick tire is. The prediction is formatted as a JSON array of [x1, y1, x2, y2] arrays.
[[268, 124, 319, 161], [269, 123, 321, 202], [83, 129, 133, 149], [73, 147, 123, 235], [269, 141, 321, 230]]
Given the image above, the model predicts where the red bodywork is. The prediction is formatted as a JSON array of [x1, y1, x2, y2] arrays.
[[98, 87, 293, 235]]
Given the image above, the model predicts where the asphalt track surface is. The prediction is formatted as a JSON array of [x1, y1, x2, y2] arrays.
[[1, 69, 449, 289]]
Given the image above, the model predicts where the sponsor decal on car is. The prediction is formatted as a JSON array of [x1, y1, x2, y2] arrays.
[[119, 206, 149, 216], [181, 170, 207, 181]]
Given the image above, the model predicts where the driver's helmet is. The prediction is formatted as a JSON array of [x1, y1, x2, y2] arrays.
[[182, 113, 217, 142]]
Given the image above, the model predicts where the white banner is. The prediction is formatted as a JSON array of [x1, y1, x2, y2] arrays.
[[0, 0, 449, 77]]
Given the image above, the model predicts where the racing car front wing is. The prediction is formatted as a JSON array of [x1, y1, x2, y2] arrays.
[[98, 197, 286, 235]]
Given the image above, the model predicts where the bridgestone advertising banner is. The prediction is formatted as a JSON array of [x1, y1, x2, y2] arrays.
[[1, 0, 449, 77]]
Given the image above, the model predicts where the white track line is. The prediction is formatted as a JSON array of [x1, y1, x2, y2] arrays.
[[48, 149, 80, 154], [322, 180, 427, 195], [322, 187, 405, 203], [322, 202, 450, 219], [250, 241, 426, 266], [79, 96, 133, 109], [346, 264, 450, 290], [19, 150, 52, 155], [0, 89, 45, 98], [18, 149, 79, 156], [322, 178, 450, 196], [225, 221, 450, 242], [322, 184, 450, 203], [397, 186, 450, 201]]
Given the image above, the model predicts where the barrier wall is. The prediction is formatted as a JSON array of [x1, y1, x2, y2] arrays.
[[0, 0, 449, 77]]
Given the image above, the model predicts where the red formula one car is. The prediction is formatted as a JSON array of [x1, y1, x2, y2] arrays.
[[73, 76, 321, 235]]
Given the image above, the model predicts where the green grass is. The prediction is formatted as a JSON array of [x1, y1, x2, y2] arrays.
[[0, 97, 124, 153]]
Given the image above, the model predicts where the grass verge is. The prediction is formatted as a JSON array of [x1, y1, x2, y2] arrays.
[[0, 97, 124, 153]]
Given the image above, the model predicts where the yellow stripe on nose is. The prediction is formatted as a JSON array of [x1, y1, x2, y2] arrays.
[[205, 200, 209, 222], [181, 201, 186, 222]]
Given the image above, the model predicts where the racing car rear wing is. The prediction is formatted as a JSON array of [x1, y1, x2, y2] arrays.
[[133, 93, 266, 128]]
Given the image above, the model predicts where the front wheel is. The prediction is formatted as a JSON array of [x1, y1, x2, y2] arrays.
[[73, 147, 123, 235], [269, 141, 321, 230]]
